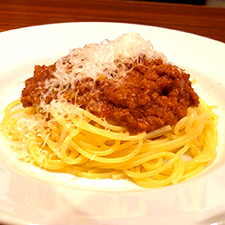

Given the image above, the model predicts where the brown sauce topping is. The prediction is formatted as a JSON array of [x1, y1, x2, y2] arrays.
[[21, 58, 199, 134]]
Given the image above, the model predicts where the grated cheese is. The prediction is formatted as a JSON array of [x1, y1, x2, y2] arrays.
[[43, 33, 167, 110]]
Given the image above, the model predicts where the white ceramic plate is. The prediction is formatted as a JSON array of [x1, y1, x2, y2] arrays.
[[0, 22, 225, 225]]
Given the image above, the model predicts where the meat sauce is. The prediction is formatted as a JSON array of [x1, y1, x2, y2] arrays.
[[21, 58, 199, 134]]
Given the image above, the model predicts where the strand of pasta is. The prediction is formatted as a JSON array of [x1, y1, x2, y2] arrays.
[[77, 107, 126, 132], [69, 138, 143, 163], [133, 157, 185, 188], [83, 108, 217, 171], [0, 98, 218, 188], [62, 165, 125, 180], [27, 138, 67, 170], [124, 144, 189, 179], [75, 119, 146, 141]]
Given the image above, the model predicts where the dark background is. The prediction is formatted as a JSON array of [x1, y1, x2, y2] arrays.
[[147, 0, 206, 4]]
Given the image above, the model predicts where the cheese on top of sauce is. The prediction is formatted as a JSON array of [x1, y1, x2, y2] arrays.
[[46, 33, 166, 89]]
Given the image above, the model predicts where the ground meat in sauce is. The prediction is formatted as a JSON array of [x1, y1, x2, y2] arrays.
[[21, 58, 199, 134]]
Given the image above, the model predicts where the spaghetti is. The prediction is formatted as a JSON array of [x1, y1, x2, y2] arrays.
[[0, 33, 219, 188], [0, 98, 218, 188]]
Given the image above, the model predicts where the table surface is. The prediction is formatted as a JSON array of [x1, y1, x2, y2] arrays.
[[0, 0, 225, 43]]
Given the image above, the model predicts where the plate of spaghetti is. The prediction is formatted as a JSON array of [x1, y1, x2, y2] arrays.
[[0, 22, 225, 225]]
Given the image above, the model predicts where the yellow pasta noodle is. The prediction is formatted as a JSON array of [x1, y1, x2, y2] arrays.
[[0, 98, 218, 188]]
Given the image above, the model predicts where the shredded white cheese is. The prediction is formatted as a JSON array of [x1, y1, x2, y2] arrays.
[[46, 34, 164, 85], [54, 33, 155, 80], [41, 33, 167, 112]]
